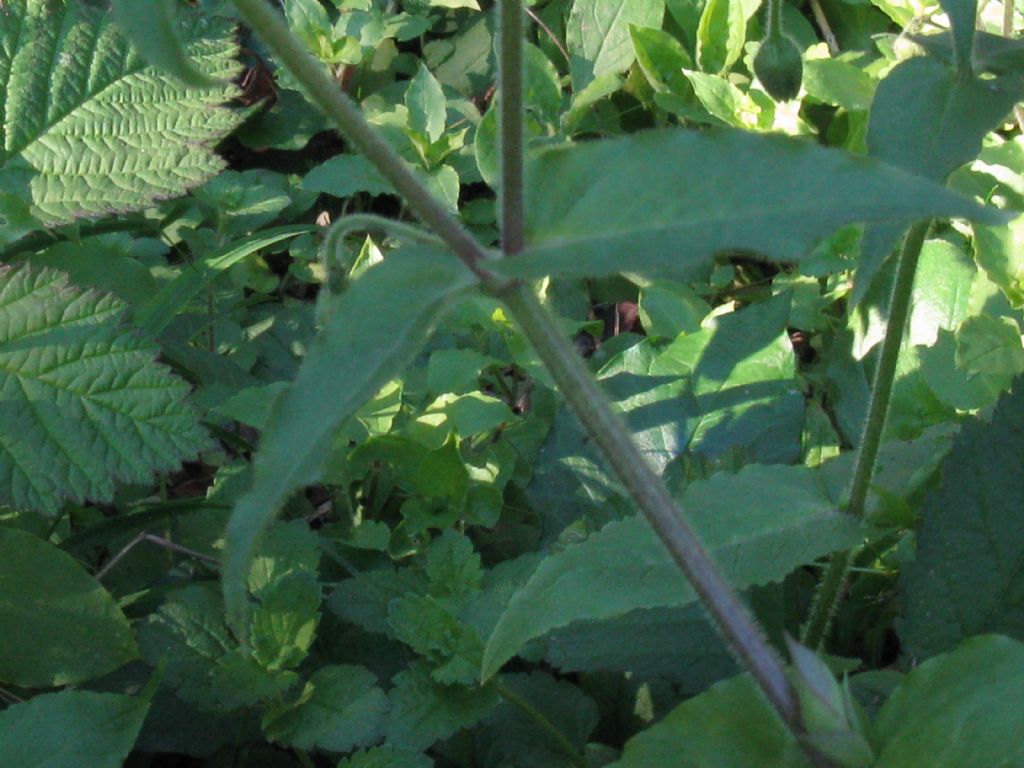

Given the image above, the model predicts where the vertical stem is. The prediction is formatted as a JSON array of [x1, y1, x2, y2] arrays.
[[801, 221, 930, 649], [768, 0, 784, 35], [496, 283, 800, 728], [498, 0, 526, 256]]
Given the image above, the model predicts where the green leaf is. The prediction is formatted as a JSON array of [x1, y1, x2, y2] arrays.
[[802, 57, 875, 112], [406, 64, 448, 144], [388, 594, 483, 685], [263, 665, 389, 752], [610, 675, 807, 767], [337, 747, 434, 768], [251, 573, 322, 671], [900, 384, 1024, 659], [496, 128, 1000, 282], [482, 463, 866, 680], [426, 530, 484, 603], [329, 567, 426, 635], [696, 0, 745, 74], [630, 24, 695, 94], [974, 213, 1024, 307], [111, 0, 215, 86], [303, 154, 394, 198], [954, 315, 1024, 377], [874, 635, 1024, 766], [0, 528, 137, 687], [223, 250, 477, 639], [385, 662, 500, 750], [208, 651, 298, 710], [136, 226, 311, 337], [137, 585, 236, 710], [248, 519, 322, 598], [0, 0, 241, 224], [852, 56, 1021, 307], [567, 0, 666, 91], [0, 265, 208, 514], [0, 690, 149, 768]]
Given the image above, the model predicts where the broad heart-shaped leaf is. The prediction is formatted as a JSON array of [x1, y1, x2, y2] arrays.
[[874, 635, 1024, 767], [496, 128, 1002, 282], [0, 690, 149, 768], [609, 675, 807, 767], [850, 56, 1022, 308], [0, 528, 137, 687], [899, 383, 1024, 660], [566, 0, 665, 91], [223, 250, 477, 639], [481, 463, 865, 680], [0, 265, 208, 514], [0, 0, 241, 225]]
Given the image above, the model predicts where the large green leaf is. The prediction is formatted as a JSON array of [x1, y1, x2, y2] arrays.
[[111, 0, 216, 86], [899, 383, 1024, 659], [0, 264, 208, 514], [0, 690, 149, 768], [0, 0, 241, 224], [566, 0, 665, 91], [223, 250, 477, 638], [851, 56, 1022, 307], [497, 128, 1001, 282], [0, 528, 137, 687], [874, 635, 1024, 767], [609, 675, 807, 767], [481, 463, 865, 680]]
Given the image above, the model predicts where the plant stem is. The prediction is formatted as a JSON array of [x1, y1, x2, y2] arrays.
[[492, 679, 587, 768], [768, 0, 784, 35], [231, 0, 802, 740], [802, 221, 930, 649], [230, 0, 501, 285], [498, 0, 526, 255], [809, 0, 840, 54], [496, 283, 799, 728]]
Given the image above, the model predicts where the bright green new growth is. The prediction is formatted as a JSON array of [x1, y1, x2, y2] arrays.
[[0, 0, 241, 225], [0, 264, 209, 514]]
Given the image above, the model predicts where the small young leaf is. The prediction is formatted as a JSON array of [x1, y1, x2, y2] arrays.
[[111, 0, 215, 86], [696, 0, 746, 74], [406, 64, 448, 144], [874, 635, 1024, 766], [0, 690, 149, 768], [0, 528, 138, 687], [482, 464, 866, 680], [496, 128, 1001, 282], [388, 594, 484, 685], [223, 250, 477, 639], [251, 573, 322, 671]]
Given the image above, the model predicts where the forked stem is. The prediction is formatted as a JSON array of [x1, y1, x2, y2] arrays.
[[802, 221, 930, 648], [231, 0, 801, 739]]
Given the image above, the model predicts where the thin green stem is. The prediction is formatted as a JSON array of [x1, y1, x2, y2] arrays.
[[231, 0, 803, 742], [492, 679, 587, 768], [496, 283, 800, 728], [768, 0, 784, 35], [321, 212, 444, 276], [230, 0, 501, 286], [802, 221, 930, 649], [498, 0, 526, 255]]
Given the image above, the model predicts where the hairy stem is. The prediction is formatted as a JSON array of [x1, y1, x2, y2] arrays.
[[498, 0, 526, 255], [492, 679, 587, 767], [802, 221, 930, 648], [496, 283, 799, 727], [232, 0, 802, 739]]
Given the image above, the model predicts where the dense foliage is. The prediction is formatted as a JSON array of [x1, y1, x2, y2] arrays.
[[2, 0, 1024, 765]]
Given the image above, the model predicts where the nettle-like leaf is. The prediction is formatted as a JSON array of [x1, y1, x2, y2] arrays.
[[899, 382, 1024, 659], [0, 690, 150, 768], [566, 0, 665, 91], [495, 128, 1003, 282], [0, 527, 137, 687], [0, 265, 208, 514], [0, 0, 241, 225], [482, 463, 865, 679]]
